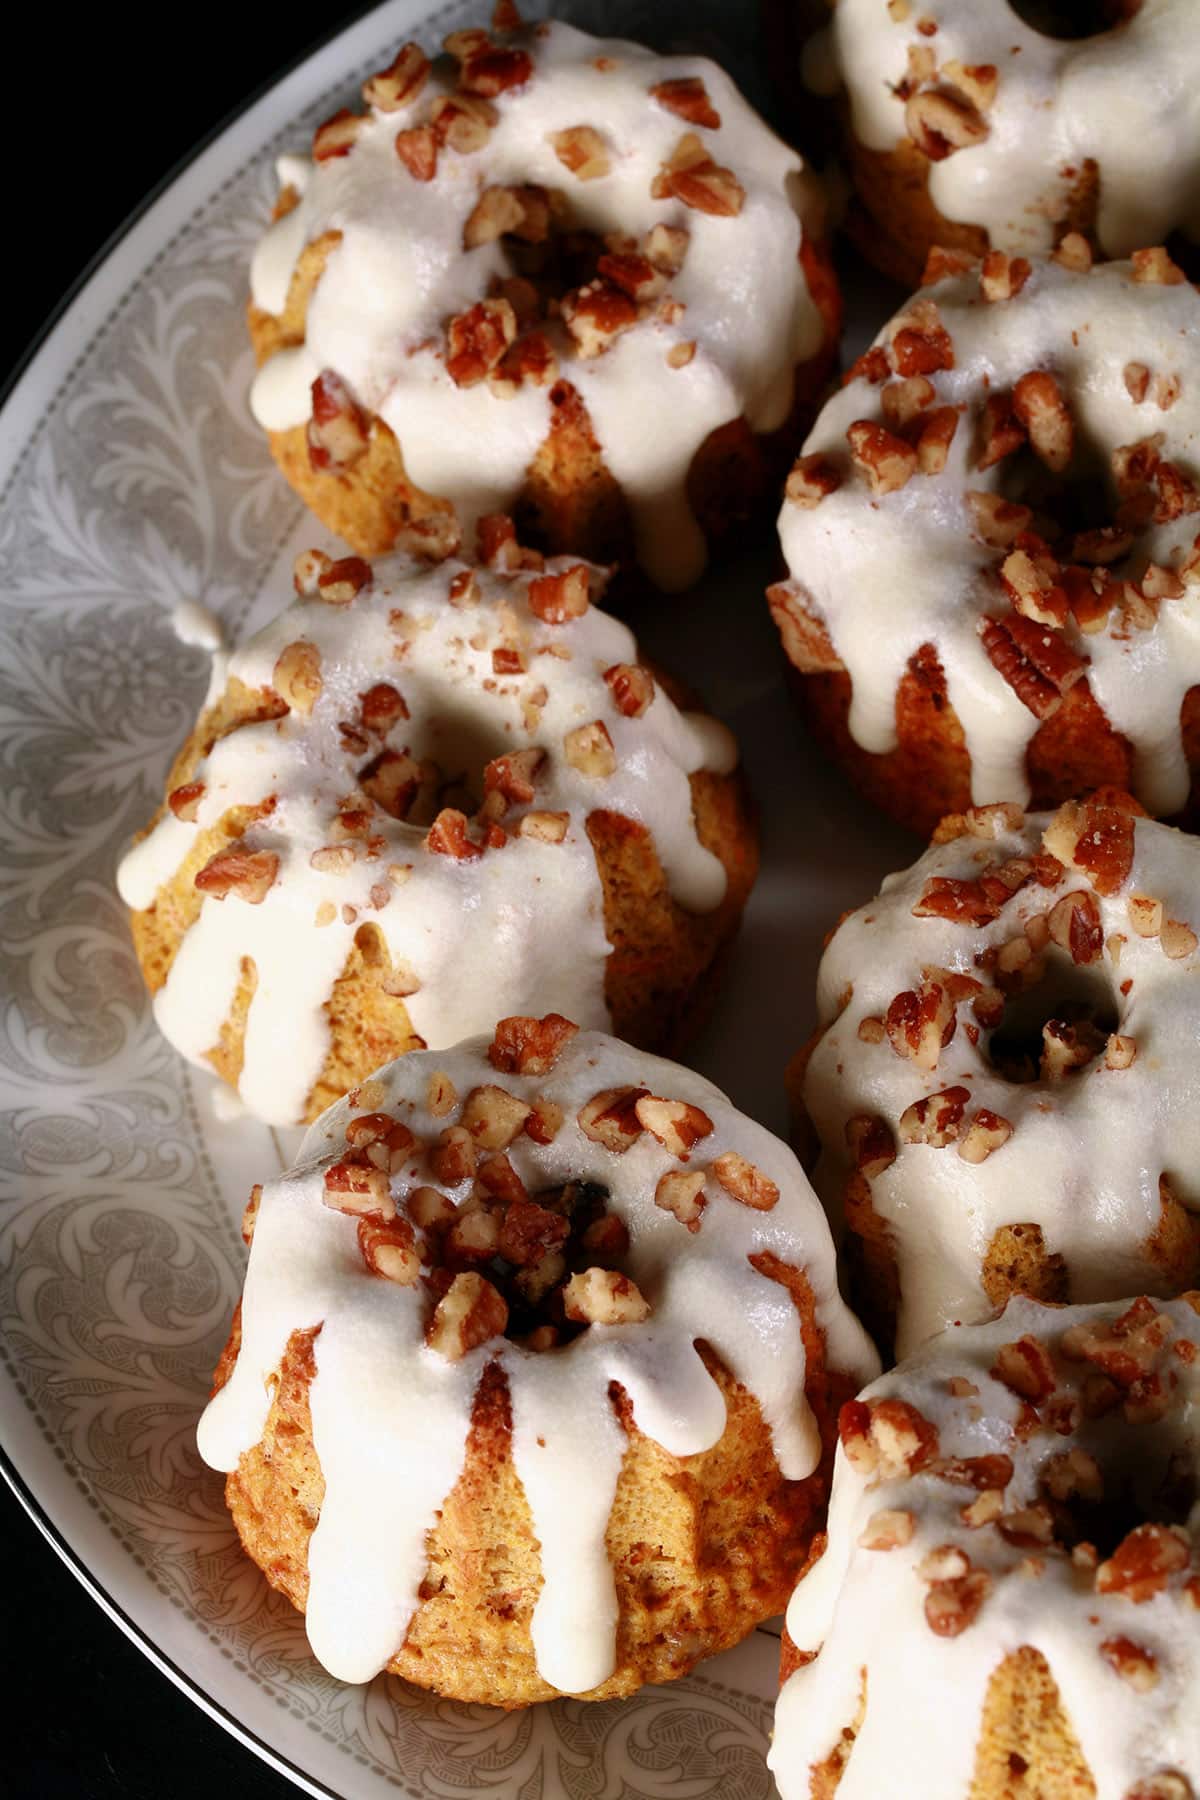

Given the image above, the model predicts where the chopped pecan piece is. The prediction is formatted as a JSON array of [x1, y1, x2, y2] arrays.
[[272, 640, 323, 716], [650, 77, 720, 129], [561, 280, 639, 357], [528, 563, 590, 622], [323, 1157, 393, 1218], [1012, 370, 1074, 472], [980, 251, 1031, 301], [1131, 247, 1186, 286], [430, 93, 498, 153], [847, 420, 918, 494], [394, 125, 438, 181], [980, 614, 1087, 720], [1099, 1635, 1159, 1690], [1052, 232, 1092, 272], [845, 1115, 897, 1179], [915, 406, 958, 474], [550, 125, 610, 180], [460, 1084, 532, 1149], [313, 109, 364, 162], [957, 1109, 1012, 1163], [363, 43, 429, 111], [925, 1568, 991, 1636], [710, 1151, 779, 1210], [885, 974, 957, 1071], [992, 1334, 1057, 1401], [497, 1196, 570, 1267], [446, 298, 517, 387], [308, 371, 370, 473], [456, 43, 533, 97], [488, 1013, 578, 1075], [1161, 919, 1199, 960], [905, 88, 988, 160], [634, 1095, 713, 1157], [977, 393, 1028, 473], [785, 452, 843, 508], [652, 133, 744, 215], [858, 1509, 915, 1550], [898, 1085, 970, 1148], [839, 1396, 939, 1479], [931, 1453, 1014, 1491], [194, 848, 279, 905], [967, 491, 1033, 548], [427, 1272, 508, 1359], [578, 1087, 648, 1153], [881, 375, 935, 428], [516, 810, 569, 843], [1097, 1524, 1190, 1603], [482, 748, 545, 816], [562, 1267, 650, 1325], [358, 1216, 421, 1284], [1046, 889, 1103, 964], [563, 720, 616, 777], [655, 1169, 706, 1231], [604, 663, 655, 717], [425, 808, 483, 860], [168, 781, 204, 822]]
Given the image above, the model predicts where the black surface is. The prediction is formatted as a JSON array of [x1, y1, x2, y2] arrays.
[[4, 10, 371, 1796]]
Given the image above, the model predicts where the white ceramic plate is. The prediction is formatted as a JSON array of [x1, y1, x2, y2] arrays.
[[0, 2, 913, 1793]]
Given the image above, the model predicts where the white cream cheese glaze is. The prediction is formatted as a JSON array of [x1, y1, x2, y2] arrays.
[[196, 1026, 880, 1691], [823, 0, 1200, 257], [771, 1294, 1200, 1800], [249, 17, 826, 590], [804, 803, 1200, 1355], [117, 550, 737, 1128], [776, 255, 1200, 814]]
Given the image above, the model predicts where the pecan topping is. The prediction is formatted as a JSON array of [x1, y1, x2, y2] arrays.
[[1099, 1636, 1159, 1690], [979, 614, 1087, 720], [395, 126, 438, 181], [460, 1084, 532, 1149], [488, 1013, 578, 1075], [313, 109, 364, 162], [363, 43, 429, 111], [905, 88, 988, 160], [194, 848, 279, 905], [992, 1334, 1057, 1401], [563, 720, 616, 778], [785, 452, 843, 508], [1131, 247, 1185, 286], [652, 133, 744, 216], [1012, 370, 1074, 472], [550, 125, 610, 180], [845, 1115, 897, 1179], [710, 1151, 779, 1211], [323, 1157, 393, 1218], [427, 1271, 509, 1360], [650, 77, 720, 129], [358, 1217, 421, 1284], [839, 1396, 939, 1479], [1046, 889, 1103, 964], [886, 975, 957, 1071], [980, 251, 1031, 301], [563, 1267, 650, 1325], [528, 564, 590, 622], [308, 372, 370, 473], [858, 1509, 915, 1550], [604, 663, 655, 717], [425, 808, 484, 860], [1097, 1524, 1190, 1603], [1042, 795, 1136, 897], [655, 1169, 706, 1231], [168, 781, 204, 822], [847, 420, 917, 494], [963, 490, 1029, 549], [634, 1096, 713, 1157], [578, 1087, 648, 1153], [446, 298, 517, 387], [898, 1086, 970, 1148]]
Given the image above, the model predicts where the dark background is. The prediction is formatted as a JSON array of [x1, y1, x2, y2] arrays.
[[4, 10, 372, 1795]]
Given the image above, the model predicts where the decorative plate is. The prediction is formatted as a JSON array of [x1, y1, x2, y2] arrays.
[[0, 1, 909, 1793]]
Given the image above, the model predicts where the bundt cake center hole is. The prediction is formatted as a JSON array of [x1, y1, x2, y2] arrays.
[[433, 1179, 633, 1350], [1006, 0, 1141, 40], [1038, 1443, 1192, 1559], [994, 452, 1115, 540], [357, 708, 520, 825], [985, 956, 1118, 1083]]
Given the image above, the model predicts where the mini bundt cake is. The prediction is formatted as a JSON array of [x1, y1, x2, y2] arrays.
[[769, 246, 1200, 838], [247, 9, 841, 590], [197, 1017, 879, 1704], [793, 793, 1200, 1356], [771, 1292, 1200, 1800], [118, 534, 756, 1127], [799, 0, 1200, 287]]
